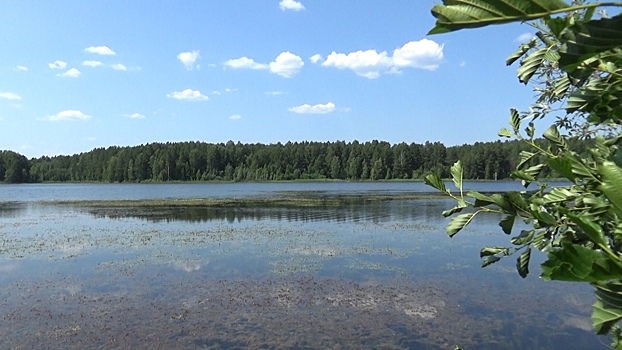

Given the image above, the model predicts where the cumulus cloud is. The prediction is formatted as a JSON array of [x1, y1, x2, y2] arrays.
[[224, 57, 269, 70], [111, 63, 127, 71], [167, 89, 209, 101], [84, 46, 116, 55], [15, 66, 28, 71], [516, 32, 535, 43], [322, 39, 444, 78], [125, 113, 146, 119], [309, 54, 323, 64], [270, 51, 304, 78], [58, 68, 81, 78], [0, 92, 21, 100], [48, 60, 67, 69], [279, 0, 305, 11], [177, 50, 200, 70], [82, 60, 103, 67], [289, 102, 336, 114], [392, 39, 444, 71], [229, 114, 242, 120], [42, 110, 91, 121]]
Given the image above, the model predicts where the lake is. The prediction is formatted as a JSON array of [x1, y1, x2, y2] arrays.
[[0, 182, 607, 349]]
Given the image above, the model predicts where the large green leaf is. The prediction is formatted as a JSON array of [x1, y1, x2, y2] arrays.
[[593, 280, 622, 335], [541, 241, 622, 282], [517, 47, 548, 84], [500, 215, 516, 235], [560, 14, 622, 71], [429, 0, 575, 34], [517, 247, 532, 278], [600, 161, 622, 217], [450, 160, 464, 195], [424, 173, 448, 194], [446, 212, 476, 237]]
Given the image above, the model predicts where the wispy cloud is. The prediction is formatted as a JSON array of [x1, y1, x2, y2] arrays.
[[266, 91, 286, 96], [15, 66, 28, 71], [48, 60, 67, 69], [515, 32, 535, 43], [322, 39, 444, 78], [289, 102, 336, 114], [58, 68, 81, 78], [229, 114, 242, 120], [224, 57, 269, 70], [82, 60, 103, 67], [111, 63, 127, 71], [42, 110, 91, 121], [167, 89, 209, 101], [225, 88, 238, 93], [279, 0, 305, 11], [84, 45, 116, 55], [0, 92, 21, 100], [125, 113, 146, 119], [177, 50, 200, 70]]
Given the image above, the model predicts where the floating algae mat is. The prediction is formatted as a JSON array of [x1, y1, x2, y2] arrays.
[[0, 197, 607, 349]]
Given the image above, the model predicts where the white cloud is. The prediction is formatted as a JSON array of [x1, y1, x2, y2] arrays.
[[392, 39, 444, 71], [224, 57, 269, 70], [212, 91, 222, 95], [323, 50, 392, 79], [58, 68, 81, 78], [15, 66, 28, 71], [309, 54, 323, 64], [224, 52, 303, 77], [516, 32, 535, 43], [111, 63, 127, 71], [279, 0, 305, 11], [125, 113, 146, 119], [167, 89, 209, 101], [266, 91, 286, 96], [177, 50, 200, 70], [82, 60, 103, 67], [0, 92, 21, 100], [459, 61, 466, 67], [229, 114, 242, 120], [84, 46, 116, 55], [270, 51, 304, 78], [289, 102, 336, 114], [42, 110, 91, 121], [225, 88, 238, 93], [322, 39, 444, 78], [48, 60, 67, 69]]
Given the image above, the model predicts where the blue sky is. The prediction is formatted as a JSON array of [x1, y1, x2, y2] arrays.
[[0, 1, 537, 158]]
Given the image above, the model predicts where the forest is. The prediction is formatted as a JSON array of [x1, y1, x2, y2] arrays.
[[0, 138, 587, 183]]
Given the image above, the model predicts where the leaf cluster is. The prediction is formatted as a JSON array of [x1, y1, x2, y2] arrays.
[[427, 0, 622, 344]]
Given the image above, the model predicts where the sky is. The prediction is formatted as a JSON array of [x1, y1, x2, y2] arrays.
[[0, 1, 538, 158]]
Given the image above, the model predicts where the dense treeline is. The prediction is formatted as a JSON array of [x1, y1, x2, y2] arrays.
[[1, 139, 588, 183]]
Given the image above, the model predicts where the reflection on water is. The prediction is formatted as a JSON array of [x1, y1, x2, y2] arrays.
[[0, 198, 609, 349], [86, 200, 450, 224]]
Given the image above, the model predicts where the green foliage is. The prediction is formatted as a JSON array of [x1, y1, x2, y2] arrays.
[[428, 0, 622, 343]]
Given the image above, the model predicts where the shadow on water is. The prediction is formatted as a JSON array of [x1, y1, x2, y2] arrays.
[[85, 199, 451, 224]]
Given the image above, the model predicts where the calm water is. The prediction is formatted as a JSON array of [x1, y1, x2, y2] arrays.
[[0, 183, 607, 349]]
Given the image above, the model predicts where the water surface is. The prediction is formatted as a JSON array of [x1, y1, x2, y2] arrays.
[[0, 183, 605, 349]]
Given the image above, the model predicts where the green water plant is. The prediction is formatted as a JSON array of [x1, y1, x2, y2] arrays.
[[424, 0, 622, 345]]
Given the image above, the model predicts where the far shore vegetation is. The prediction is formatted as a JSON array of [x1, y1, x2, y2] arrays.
[[0, 138, 589, 184]]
